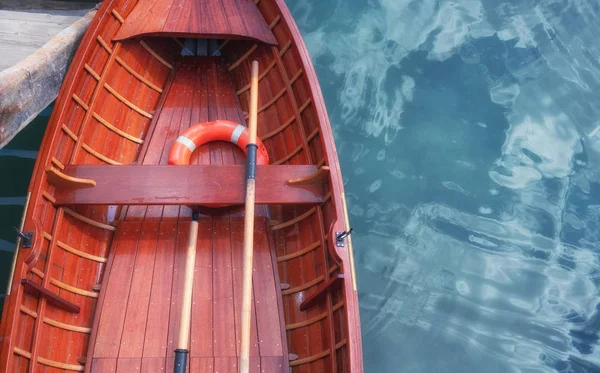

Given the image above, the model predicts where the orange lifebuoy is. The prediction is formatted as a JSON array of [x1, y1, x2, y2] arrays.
[[168, 120, 269, 165]]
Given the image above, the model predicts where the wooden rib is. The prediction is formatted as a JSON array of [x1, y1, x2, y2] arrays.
[[97, 35, 113, 54], [290, 69, 303, 84], [70, 42, 120, 163], [281, 275, 324, 295], [140, 40, 173, 69], [246, 87, 286, 119], [277, 241, 320, 262], [30, 267, 44, 278], [259, 87, 286, 113], [172, 37, 186, 48], [57, 240, 107, 263], [333, 301, 344, 312], [104, 83, 153, 119], [84, 64, 100, 81], [289, 349, 330, 367], [273, 143, 303, 165], [111, 9, 124, 23], [329, 264, 339, 274], [279, 40, 292, 57], [81, 143, 122, 165], [71, 94, 89, 111], [20, 305, 38, 318], [51, 157, 64, 170], [49, 278, 98, 298], [63, 207, 117, 231], [62, 124, 78, 141], [261, 116, 294, 141], [236, 59, 277, 96], [92, 112, 144, 144], [335, 339, 348, 350], [270, 207, 316, 231], [269, 15, 281, 29], [46, 166, 97, 188], [298, 98, 312, 113], [43, 232, 52, 240], [43, 317, 91, 333], [14, 347, 31, 359], [37, 356, 84, 371], [42, 191, 56, 204], [306, 127, 320, 142], [115, 56, 163, 93], [286, 311, 327, 330], [228, 44, 258, 71], [217, 39, 230, 51], [322, 192, 332, 203], [317, 158, 326, 168]]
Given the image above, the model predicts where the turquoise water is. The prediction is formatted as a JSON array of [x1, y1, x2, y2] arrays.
[[290, 0, 600, 372], [3, 0, 600, 371], [0, 107, 49, 312]]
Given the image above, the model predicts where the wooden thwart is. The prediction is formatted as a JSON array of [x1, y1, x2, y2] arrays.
[[51, 165, 327, 206]]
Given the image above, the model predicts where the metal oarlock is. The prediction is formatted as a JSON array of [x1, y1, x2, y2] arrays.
[[336, 228, 354, 247], [13, 227, 33, 248]]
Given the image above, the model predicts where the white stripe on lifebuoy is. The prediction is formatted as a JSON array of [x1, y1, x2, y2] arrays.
[[230, 124, 246, 145], [175, 136, 196, 152]]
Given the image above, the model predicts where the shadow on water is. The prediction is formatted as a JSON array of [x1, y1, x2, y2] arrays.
[[0, 105, 49, 311]]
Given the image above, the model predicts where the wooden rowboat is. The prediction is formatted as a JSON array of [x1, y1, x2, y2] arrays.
[[0, 0, 363, 372]]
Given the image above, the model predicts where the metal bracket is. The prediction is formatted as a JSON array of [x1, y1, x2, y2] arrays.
[[335, 228, 353, 247], [13, 227, 33, 248]]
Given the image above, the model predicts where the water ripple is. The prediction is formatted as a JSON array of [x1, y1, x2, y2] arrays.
[[293, 0, 600, 371]]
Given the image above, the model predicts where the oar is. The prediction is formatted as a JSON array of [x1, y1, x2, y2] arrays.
[[174, 211, 199, 373], [239, 60, 259, 373]]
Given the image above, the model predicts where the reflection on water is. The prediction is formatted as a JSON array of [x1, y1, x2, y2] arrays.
[[291, 0, 600, 371]]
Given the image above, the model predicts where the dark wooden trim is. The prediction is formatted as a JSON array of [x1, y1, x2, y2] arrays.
[[20, 279, 80, 314], [299, 274, 344, 312]]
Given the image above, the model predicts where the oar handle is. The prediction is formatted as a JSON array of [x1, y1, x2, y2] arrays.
[[174, 349, 188, 373], [174, 211, 199, 373]]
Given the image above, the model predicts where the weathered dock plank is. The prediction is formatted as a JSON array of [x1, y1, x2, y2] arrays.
[[0, 3, 97, 148]]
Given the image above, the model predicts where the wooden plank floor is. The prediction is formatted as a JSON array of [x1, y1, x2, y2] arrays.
[[89, 217, 285, 372], [88, 56, 286, 372]]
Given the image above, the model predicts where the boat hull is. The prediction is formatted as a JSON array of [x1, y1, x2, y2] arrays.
[[0, 0, 363, 372]]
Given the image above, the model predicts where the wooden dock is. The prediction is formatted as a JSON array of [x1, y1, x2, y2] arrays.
[[0, 0, 97, 148]]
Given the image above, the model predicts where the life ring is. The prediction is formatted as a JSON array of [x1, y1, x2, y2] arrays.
[[168, 120, 269, 165]]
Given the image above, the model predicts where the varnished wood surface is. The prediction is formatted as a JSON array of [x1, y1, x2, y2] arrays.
[[88, 218, 285, 372], [114, 0, 277, 45], [0, 0, 363, 372], [52, 164, 325, 205], [20, 279, 80, 314]]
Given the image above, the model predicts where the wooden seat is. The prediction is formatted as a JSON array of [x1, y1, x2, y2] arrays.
[[114, 0, 278, 45], [47, 164, 329, 206]]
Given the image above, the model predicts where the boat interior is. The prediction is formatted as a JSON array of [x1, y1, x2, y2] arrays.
[[1, 0, 359, 372]]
